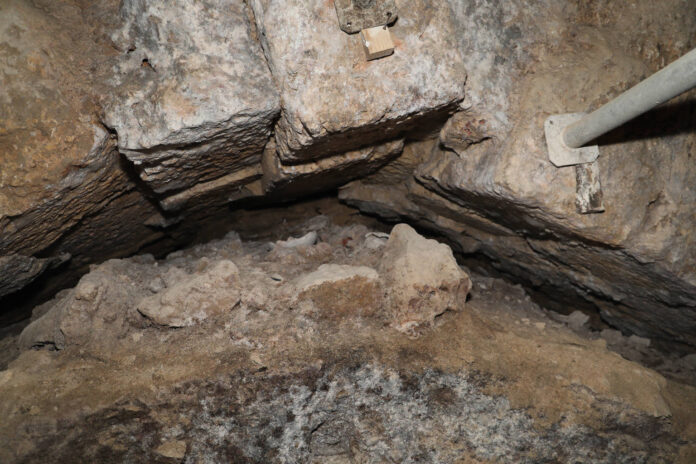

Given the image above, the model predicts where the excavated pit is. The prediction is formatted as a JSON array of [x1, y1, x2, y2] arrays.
[[2, 197, 696, 463], [2, 0, 696, 462]]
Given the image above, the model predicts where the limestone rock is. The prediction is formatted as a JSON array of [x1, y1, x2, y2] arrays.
[[103, 0, 280, 203], [0, 0, 283, 323], [137, 261, 241, 328], [432, 0, 696, 346], [342, 0, 696, 348], [277, 232, 318, 249], [262, 139, 404, 197], [296, 264, 382, 319], [18, 258, 152, 351], [364, 232, 389, 250], [20, 256, 243, 350], [562, 311, 590, 330], [0, 0, 117, 223], [0, 1, 172, 322], [241, 286, 270, 312], [249, 0, 466, 163], [439, 111, 493, 154], [159, 166, 264, 212], [17, 296, 68, 351], [3, 0, 696, 356], [379, 224, 471, 332]]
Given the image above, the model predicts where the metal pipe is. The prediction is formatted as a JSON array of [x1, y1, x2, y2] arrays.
[[563, 47, 696, 149]]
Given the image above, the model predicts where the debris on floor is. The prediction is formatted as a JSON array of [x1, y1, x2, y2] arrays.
[[1, 216, 695, 463]]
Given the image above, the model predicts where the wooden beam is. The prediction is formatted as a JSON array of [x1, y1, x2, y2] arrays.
[[360, 26, 395, 61]]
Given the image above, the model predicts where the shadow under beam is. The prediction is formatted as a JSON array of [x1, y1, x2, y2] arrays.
[[592, 96, 696, 147]]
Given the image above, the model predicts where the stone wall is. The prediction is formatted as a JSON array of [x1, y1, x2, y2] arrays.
[[1, 0, 695, 349]]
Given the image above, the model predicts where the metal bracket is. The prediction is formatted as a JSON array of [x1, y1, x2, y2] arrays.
[[544, 113, 599, 167], [543, 48, 696, 214], [334, 0, 398, 34], [545, 113, 604, 214]]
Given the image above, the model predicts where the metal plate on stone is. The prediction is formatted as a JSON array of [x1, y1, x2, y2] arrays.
[[545, 113, 599, 167], [335, 0, 398, 34]]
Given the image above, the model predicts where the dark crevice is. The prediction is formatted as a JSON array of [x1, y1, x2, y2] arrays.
[[116, 151, 168, 216], [0, 258, 75, 327], [140, 57, 156, 72], [413, 174, 625, 251]]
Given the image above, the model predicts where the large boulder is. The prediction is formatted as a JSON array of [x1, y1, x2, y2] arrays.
[[249, 0, 466, 164], [379, 224, 472, 333], [103, 0, 280, 209]]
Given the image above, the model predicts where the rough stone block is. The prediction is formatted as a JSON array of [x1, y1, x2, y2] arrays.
[[137, 261, 241, 328], [249, 0, 466, 163], [103, 0, 280, 199], [0, 1, 169, 321]]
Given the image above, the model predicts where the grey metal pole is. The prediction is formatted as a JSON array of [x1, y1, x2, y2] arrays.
[[563, 47, 696, 149]]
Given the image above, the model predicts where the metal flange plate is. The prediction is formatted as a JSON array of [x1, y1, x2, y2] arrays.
[[544, 113, 599, 167], [334, 0, 398, 34]]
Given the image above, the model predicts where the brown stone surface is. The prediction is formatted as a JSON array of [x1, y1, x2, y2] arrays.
[[1, 0, 696, 357], [2, 2, 696, 461], [262, 139, 404, 197], [0, 254, 69, 298], [136, 260, 241, 328], [0, 0, 121, 254], [295, 264, 382, 319], [0, 0, 170, 323], [379, 224, 472, 334]]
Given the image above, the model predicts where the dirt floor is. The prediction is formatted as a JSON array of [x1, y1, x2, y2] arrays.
[[1, 207, 695, 463]]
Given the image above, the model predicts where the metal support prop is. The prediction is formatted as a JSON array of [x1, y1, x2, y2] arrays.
[[545, 47, 696, 214], [563, 47, 696, 149]]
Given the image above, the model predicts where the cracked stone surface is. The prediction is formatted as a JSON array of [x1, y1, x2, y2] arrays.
[[103, 0, 280, 203], [249, 0, 466, 163], [0, 0, 166, 324], [1, 0, 696, 379], [0, 254, 69, 299], [262, 139, 404, 198]]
